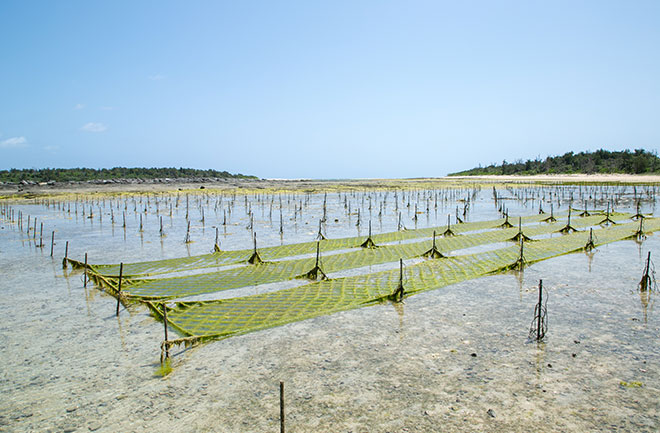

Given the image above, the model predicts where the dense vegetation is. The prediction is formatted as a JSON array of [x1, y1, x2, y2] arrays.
[[0, 167, 257, 183], [450, 149, 660, 176]]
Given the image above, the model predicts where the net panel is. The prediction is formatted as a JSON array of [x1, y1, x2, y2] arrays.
[[97, 213, 629, 300], [149, 218, 658, 341], [89, 212, 577, 277]]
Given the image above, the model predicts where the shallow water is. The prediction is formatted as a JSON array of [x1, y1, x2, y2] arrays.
[[1, 186, 659, 432]]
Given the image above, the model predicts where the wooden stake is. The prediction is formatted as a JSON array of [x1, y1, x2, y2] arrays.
[[163, 303, 170, 360], [63, 241, 69, 269], [116, 263, 123, 316], [280, 381, 285, 433], [390, 258, 405, 301], [184, 221, 191, 243], [83, 252, 88, 288], [50, 231, 55, 256], [537, 280, 543, 340], [640, 251, 653, 291]]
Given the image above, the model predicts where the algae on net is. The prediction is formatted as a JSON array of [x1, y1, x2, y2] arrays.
[[85, 212, 630, 301], [148, 218, 659, 345]]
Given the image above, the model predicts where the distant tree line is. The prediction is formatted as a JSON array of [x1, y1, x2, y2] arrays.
[[449, 149, 660, 176], [0, 167, 258, 183]]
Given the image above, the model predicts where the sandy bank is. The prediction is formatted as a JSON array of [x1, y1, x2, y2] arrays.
[[449, 173, 660, 183], [1, 174, 658, 198]]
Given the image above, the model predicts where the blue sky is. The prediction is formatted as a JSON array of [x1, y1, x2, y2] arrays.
[[1, 1, 659, 178]]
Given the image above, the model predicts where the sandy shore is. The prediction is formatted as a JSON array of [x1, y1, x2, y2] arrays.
[[1, 174, 659, 198], [450, 173, 660, 183]]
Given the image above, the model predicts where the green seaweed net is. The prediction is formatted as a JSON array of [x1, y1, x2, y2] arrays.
[[69, 210, 657, 349], [86, 212, 565, 277], [146, 218, 659, 344], [80, 212, 630, 300]]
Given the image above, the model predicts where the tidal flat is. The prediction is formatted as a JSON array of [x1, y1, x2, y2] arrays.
[[1, 179, 658, 432]]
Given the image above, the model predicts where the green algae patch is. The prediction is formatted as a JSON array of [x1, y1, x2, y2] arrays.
[[155, 359, 172, 377], [619, 381, 643, 388]]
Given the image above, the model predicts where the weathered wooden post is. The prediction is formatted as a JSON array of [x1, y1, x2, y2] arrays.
[[536, 280, 543, 340], [248, 232, 263, 264], [390, 259, 405, 302], [116, 263, 123, 316], [317, 219, 326, 240], [529, 279, 547, 341], [443, 214, 456, 236], [585, 228, 595, 251], [182, 220, 190, 243], [162, 302, 170, 360], [280, 381, 285, 433], [639, 252, 653, 291], [63, 241, 69, 269], [83, 252, 88, 288], [279, 209, 283, 235]]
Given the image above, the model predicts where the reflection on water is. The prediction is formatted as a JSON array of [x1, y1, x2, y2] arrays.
[[639, 289, 653, 324], [392, 300, 405, 337], [586, 250, 595, 273]]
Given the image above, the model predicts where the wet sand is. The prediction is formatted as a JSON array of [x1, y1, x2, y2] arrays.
[[1, 181, 658, 432]]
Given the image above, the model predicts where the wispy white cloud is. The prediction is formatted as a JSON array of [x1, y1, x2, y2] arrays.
[[100, 106, 115, 111], [74, 103, 85, 110], [81, 122, 107, 132], [0, 136, 28, 148], [44, 145, 60, 152], [148, 74, 165, 81]]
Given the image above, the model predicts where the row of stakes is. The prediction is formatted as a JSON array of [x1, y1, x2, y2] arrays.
[[3, 201, 654, 432], [6, 201, 654, 369], [2, 193, 649, 252], [27, 183, 658, 221], [4, 196, 654, 290], [23, 200, 652, 283], [19, 188, 473, 228], [8, 184, 656, 246], [0, 203, 633, 255]]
